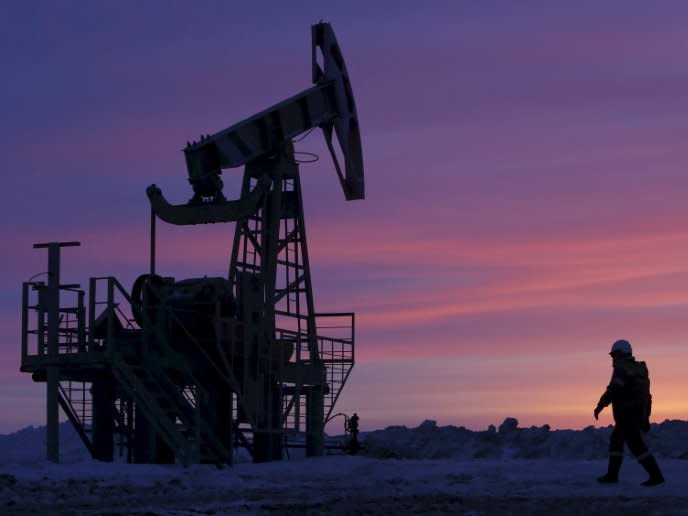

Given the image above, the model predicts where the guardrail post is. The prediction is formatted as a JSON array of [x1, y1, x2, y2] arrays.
[[32, 241, 80, 463]]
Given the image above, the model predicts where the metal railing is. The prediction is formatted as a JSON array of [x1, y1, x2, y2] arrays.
[[21, 281, 87, 361], [277, 312, 354, 435], [315, 313, 355, 423]]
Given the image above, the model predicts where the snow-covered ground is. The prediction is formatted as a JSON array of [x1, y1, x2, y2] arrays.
[[1, 418, 686, 515]]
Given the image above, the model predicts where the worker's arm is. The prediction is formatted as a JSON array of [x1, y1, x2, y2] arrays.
[[594, 367, 626, 419]]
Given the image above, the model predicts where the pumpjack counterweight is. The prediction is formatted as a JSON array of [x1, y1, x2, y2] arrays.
[[20, 22, 362, 466]]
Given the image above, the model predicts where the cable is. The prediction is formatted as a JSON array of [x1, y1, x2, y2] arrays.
[[294, 151, 319, 163], [28, 271, 48, 282], [291, 127, 317, 143]]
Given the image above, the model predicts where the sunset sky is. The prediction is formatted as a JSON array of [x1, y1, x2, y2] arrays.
[[2, 1, 688, 433]]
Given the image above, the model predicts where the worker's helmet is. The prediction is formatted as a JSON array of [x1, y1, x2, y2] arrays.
[[610, 339, 632, 356]]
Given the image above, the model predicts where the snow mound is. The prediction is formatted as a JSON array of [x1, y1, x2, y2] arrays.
[[0, 422, 85, 464], [2, 418, 688, 467], [1, 419, 688, 514], [361, 418, 688, 460]]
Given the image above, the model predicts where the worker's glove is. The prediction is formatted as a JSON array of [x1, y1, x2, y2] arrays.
[[593, 406, 602, 420]]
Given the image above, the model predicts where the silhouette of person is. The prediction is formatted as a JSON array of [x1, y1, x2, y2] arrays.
[[594, 339, 664, 486], [346, 413, 360, 454]]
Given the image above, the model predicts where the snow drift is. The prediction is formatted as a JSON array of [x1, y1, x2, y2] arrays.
[[2, 419, 687, 515], [361, 417, 688, 460]]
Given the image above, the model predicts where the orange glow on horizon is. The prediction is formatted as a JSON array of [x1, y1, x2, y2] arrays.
[[338, 352, 688, 432]]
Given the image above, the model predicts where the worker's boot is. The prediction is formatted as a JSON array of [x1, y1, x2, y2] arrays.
[[597, 455, 622, 483], [639, 455, 664, 487]]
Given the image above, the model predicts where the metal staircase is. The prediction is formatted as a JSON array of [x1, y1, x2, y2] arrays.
[[57, 381, 94, 455], [113, 358, 230, 465], [111, 361, 191, 464]]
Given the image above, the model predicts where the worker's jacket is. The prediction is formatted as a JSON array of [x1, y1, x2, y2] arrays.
[[597, 356, 651, 429]]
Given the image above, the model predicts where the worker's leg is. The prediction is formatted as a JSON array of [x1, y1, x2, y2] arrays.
[[626, 427, 664, 487], [598, 426, 624, 483]]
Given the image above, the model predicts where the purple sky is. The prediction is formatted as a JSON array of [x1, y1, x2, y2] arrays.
[[2, 1, 688, 433]]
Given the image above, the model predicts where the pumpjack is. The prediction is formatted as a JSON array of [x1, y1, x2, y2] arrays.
[[20, 22, 363, 465]]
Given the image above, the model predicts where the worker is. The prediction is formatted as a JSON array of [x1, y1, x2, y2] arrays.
[[594, 339, 664, 486], [350, 413, 359, 443], [345, 413, 360, 454]]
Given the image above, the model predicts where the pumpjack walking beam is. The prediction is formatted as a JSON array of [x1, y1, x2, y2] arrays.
[[147, 22, 365, 227]]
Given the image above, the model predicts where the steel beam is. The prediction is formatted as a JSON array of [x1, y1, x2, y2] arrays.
[[33, 241, 80, 463]]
